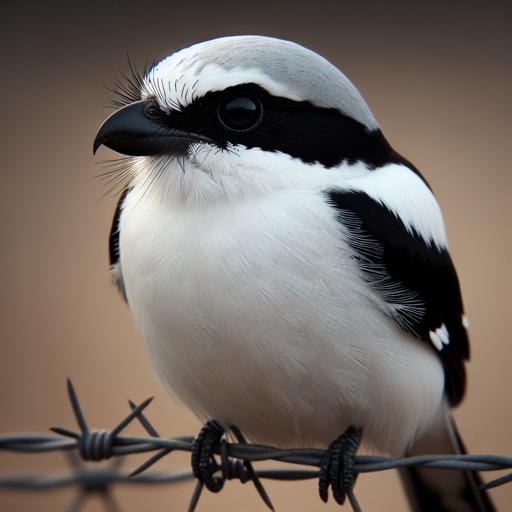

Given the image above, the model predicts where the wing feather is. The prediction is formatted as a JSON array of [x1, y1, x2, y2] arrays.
[[326, 188, 468, 404]]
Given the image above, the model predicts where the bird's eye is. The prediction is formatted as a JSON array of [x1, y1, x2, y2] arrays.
[[144, 100, 162, 120], [218, 96, 263, 132]]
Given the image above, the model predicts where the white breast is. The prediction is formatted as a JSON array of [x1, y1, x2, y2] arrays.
[[120, 182, 444, 454]]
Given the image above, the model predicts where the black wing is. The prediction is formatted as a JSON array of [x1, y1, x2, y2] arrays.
[[109, 188, 131, 302], [326, 189, 469, 405]]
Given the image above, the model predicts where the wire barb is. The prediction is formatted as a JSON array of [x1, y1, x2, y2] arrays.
[[230, 425, 274, 511], [127, 399, 172, 477], [52, 380, 153, 462], [0, 379, 510, 512]]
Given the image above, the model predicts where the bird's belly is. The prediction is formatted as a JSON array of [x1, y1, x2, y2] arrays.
[[120, 190, 444, 453]]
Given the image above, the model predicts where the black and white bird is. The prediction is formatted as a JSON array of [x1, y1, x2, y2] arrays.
[[94, 36, 494, 511]]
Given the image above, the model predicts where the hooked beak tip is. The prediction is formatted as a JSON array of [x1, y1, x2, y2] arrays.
[[93, 138, 102, 155]]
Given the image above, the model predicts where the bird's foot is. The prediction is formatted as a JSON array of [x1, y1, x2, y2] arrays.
[[189, 420, 274, 512], [191, 419, 226, 493], [319, 425, 363, 505]]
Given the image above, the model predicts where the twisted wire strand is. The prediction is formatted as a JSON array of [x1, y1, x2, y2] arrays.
[[0, 379, 510, 512]]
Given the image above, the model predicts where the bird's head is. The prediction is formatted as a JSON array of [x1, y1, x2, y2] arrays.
[[94, 36, 394, 205]]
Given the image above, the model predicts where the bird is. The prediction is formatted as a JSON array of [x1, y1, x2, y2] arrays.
[[94, 35, 495, 511]]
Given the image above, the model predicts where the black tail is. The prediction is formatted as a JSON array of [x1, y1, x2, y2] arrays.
[[399, 402, 495, 511]]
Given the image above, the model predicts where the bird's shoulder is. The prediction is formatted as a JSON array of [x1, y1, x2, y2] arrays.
[[325, 163, 469, 404]]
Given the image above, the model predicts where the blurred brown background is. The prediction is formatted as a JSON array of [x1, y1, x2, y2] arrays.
[[1, 1, 511, 510]]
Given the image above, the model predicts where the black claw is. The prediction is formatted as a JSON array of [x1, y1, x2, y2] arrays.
[[191, 420, 225, 493], [318, 451, 330, 502], [318, 426, 363, 505], [189, 421, 274, 510]]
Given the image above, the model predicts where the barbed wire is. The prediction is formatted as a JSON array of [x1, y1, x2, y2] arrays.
[[0, 379, 510, 512]]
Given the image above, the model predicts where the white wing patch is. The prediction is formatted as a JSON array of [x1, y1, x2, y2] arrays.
[[343, 164, 448, 250], [429, 324, 450, 351], [462, 315, 470, 329]]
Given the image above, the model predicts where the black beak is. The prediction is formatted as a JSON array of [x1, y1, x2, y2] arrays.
[[93, 100, 209, 156]]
